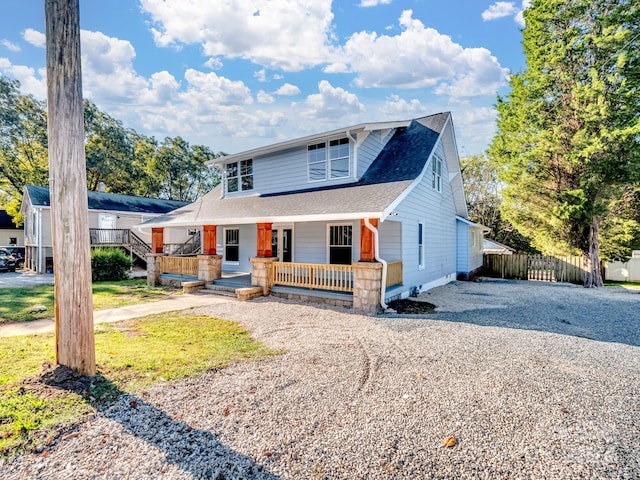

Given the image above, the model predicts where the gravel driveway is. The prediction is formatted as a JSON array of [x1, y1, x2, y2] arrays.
[[2, 279, 639, 479]]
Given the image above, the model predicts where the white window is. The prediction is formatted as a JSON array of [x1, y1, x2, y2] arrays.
[[432, 154, 442, 192], [224, 228, 239, 263], [226, 159, 253, 193], [418, 222, 425, 270], [308, 138, 350, 182], [328, 224, 353, 265]]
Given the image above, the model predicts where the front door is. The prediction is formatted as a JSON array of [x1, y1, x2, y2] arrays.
[[272, 227, 293, 262], [98, 214, 116, 243]]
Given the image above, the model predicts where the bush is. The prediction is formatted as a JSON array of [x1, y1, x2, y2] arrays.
[[91, 248, 132, 282]]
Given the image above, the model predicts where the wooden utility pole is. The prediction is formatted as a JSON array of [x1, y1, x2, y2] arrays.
[[45, 0, 96, 375]]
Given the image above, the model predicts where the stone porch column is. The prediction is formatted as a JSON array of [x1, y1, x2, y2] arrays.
[[352, 261, 383, 315], [250, 256, 276, 295], [146, 253, 165, 287], [197, 254, 222, 282]]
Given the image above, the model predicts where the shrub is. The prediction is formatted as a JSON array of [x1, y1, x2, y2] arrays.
[[91, 248, 132, 282]]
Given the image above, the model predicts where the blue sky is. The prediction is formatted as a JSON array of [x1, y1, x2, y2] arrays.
[[0, 0, 530, 156]]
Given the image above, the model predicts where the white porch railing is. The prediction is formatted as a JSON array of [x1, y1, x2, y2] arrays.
[[271, 262, 353, 292]]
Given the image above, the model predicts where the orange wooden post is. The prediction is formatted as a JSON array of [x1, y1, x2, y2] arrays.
[[152, 228, 164, 254], [360, 218, 378, 262], [256, 223, 273, 257], [203, 225, 217, 255]]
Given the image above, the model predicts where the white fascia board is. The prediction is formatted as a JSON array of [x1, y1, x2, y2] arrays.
[[136, 211, 384, 229]]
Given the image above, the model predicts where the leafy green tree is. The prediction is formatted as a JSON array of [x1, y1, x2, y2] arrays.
[[489, 0, 640, 286], [0, 76, 49, 223], [461, 154, 537, 253]]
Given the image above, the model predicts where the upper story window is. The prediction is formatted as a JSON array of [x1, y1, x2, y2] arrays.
[[432, 154, 443, 192], [308, 138, 350, 182], [226, 159, 253, 193]]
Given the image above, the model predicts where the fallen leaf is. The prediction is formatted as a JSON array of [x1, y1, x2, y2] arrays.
[[130, 400, 138, 409], [560, 407, 569, 414], [417, 373, 424, 380], [62, 432, 81, 441], [263, 451, 273, 457], [443, 435, 457, 448], [42, 451, 49, 458]]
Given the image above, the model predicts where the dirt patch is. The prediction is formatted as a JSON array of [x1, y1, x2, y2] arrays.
[[387, 299, 436, 314]]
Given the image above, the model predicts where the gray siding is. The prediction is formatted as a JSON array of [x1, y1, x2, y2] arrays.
[[293, 220, 360, 264], [218, 224, 256, 272], [378, 219, 402, 261], [393, 139, 457, 292], [456, 221, 469, 273], [357, 129, 395, 177]]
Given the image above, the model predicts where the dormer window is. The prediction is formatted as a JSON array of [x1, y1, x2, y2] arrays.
[[226, 159, 253, 193], [308, 138, 350, 182]]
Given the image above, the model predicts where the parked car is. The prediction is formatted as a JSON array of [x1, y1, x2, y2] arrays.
[[0, 248, 17, 272], [1, 246, 25, 268]]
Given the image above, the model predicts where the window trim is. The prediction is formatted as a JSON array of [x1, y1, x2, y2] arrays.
[[223, 227, 240, 265], [418, 222, 425, 270], [308, 137, 351, 183], [326, 222, 353, 265], [225, 159, 253, 194], [432, 154, 443, 193]]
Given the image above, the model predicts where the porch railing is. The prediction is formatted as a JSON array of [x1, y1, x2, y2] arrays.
[[271, 262, 353, 292], [386, 260, 403, 288], [89, 228, 130, 245], [160, 255, 198, 277]]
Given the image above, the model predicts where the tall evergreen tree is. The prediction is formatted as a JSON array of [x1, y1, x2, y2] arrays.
[[489, 0, 640, 286]]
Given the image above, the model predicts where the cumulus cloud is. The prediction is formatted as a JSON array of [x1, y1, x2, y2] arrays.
[[0, 58, 46, 97], [1, 40, 20, 52], [481, 2, 518, 21], [140, 0, 335, 72], [298, 80, 364, 119], [275, 83, 301, 96], [379, 94, 425, 117], [22, 28, 45, 48], [331, 10, 508, 98], [254, 69, 267, 82], [203, 57, 223, 70], [360, 0, 393, 7], [515, 0, 532, 26], [257, 90, 275, 104]]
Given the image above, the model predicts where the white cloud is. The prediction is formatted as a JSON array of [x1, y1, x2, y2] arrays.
[[140, 0, 335, 72], [1, 40, 20, 52], [331, 10, 508, 98], [181, 69, 253, 109], [275, 83, 301, 96], [481, 2, 518, 21], [257, 90, 275, 104], [22, 28, 45, 48], [203, 57, 223, 70], [379, 94, 425, 117], [0, 58, 46, 97], [450, 106, 498, 155], [515, 0, 532, 26], [298, 80, 364, 120], [360, 0, 393, 7], [254, 69, 267, 82]]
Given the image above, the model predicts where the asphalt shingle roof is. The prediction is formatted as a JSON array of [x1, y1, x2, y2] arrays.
[[140, 112, 452, 227], [0, 210, 19, 229], [25, 185, 188, 214]]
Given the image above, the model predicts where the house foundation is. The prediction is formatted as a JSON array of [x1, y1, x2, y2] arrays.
[[352, 261, 383, 315]]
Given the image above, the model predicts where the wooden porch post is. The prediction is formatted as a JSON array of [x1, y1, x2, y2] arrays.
[[360, 218, 378, 262], [152, 228, 164, 254], [256, 223, 273, 257], [203, 225, 217, 255]]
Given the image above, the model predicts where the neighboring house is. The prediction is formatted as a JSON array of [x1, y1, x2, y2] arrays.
[[20, 185, 190, 273], [140, 112, 487, 310], [0, 210, 24, 246], [483, 238, 516, 255]]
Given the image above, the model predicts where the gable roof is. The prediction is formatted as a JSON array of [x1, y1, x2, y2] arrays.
[[140, 112, 468, 228], [22, 185, 188, 214]]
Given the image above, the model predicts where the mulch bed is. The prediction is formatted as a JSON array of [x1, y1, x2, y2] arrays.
[[387, 299, 436, 314]]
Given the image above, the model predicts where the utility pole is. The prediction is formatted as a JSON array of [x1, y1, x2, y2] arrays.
[[45, 0, 95, 375]]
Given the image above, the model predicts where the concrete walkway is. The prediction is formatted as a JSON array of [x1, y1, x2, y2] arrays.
[[0, 293, 234, 338]]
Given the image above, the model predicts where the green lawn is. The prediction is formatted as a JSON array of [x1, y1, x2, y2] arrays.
[[604, 281, 640, 290], [0, 280, 180, 323], [0, 312, 276, 457]]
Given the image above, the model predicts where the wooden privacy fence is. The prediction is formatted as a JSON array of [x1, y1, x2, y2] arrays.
[[160, 255, 198, 277], [386, 260, 403, 288], [271, 262, 353, 292], [484, 254, 585, 284]]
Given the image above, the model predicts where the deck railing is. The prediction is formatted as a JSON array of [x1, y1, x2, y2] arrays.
[[160, 255, 198, 277], [89, 228, 130, 245], [271, 262, 353, 292], [386, 260, 403, 288]]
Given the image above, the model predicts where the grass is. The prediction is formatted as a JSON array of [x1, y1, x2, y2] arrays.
[[0, 312, 276, 457], [0, 280, 180, 323], [604, 281, 640, 290]]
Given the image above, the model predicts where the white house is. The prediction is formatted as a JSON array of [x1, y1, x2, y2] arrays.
[[140, 112, 486, 311]]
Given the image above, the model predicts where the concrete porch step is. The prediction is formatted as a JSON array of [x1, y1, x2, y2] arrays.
[[203, 284, 237, 297]]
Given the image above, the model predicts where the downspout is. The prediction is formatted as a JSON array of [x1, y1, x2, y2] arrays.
[[346, 130, 358, 179], [363, 217, 389, 311], [37, 208, 43, 274]]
